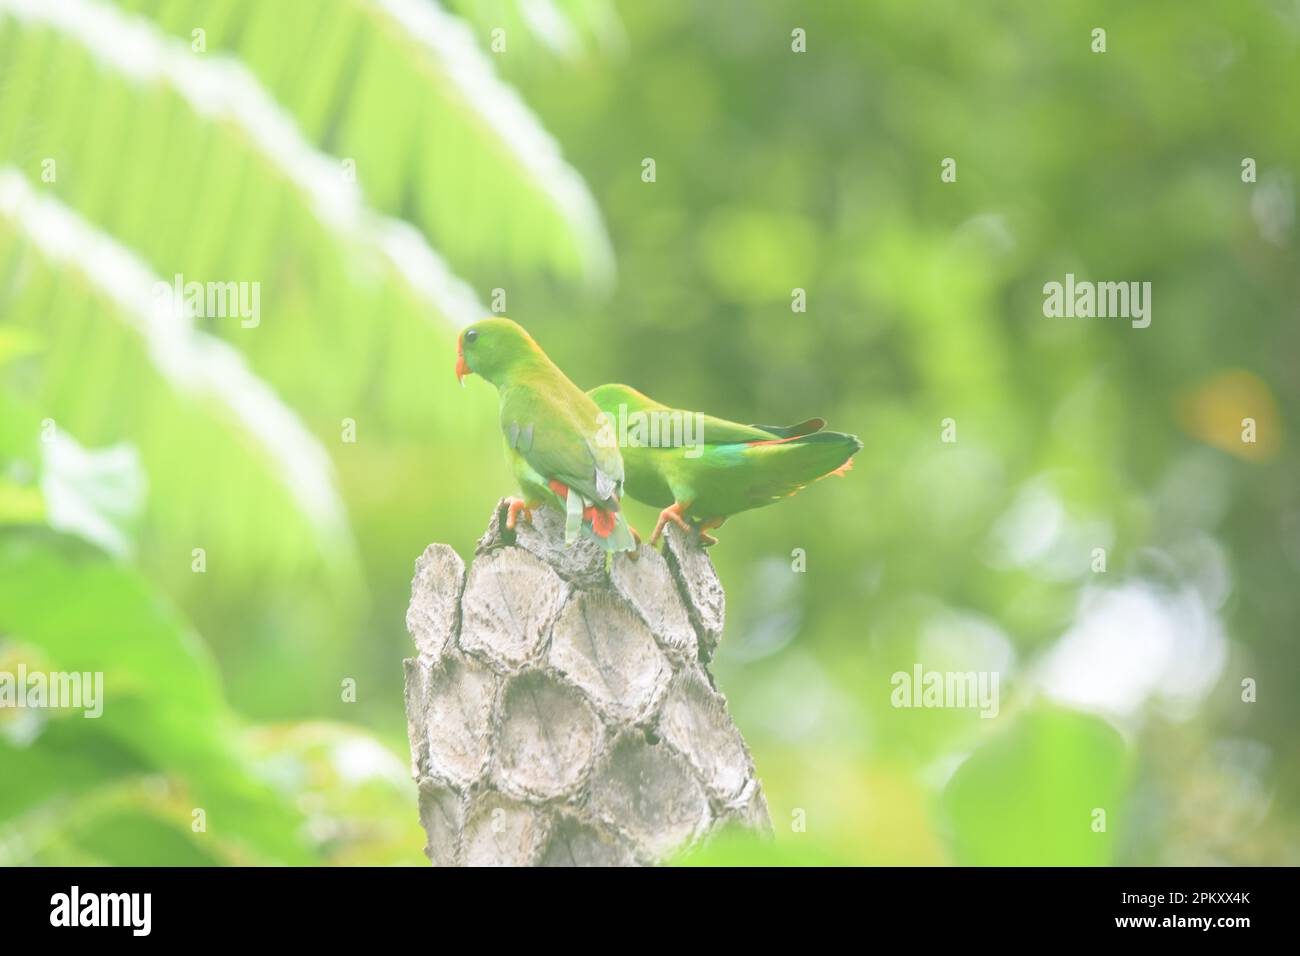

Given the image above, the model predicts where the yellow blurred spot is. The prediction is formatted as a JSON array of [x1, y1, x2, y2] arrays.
[[1177, 369, 1281, 461], [763, 749, 949, 864]]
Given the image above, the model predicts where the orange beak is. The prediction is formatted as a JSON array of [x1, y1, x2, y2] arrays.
[[455, 341, 470, 386]]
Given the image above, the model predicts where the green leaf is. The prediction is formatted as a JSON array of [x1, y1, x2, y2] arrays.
[[132, 0, 614, 288], [673, 825, 853, 867], [246, 722, 427, 867], [0, 532, 316, 864], [67, 806, 226, 867], [0, 169, 360, 595], [941, 706, 1130, 866]]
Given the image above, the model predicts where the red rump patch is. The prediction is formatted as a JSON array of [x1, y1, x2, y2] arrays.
[[586, 507, 616, 538], [549, 479, 615, 537]]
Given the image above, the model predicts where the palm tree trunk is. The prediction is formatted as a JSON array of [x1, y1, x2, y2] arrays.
[[403, 500, 770, 865]]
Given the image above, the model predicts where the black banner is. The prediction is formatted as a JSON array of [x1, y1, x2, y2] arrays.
[[0, 866, 1282, 942]]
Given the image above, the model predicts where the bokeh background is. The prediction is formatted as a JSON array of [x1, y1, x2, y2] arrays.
[[2, 0, 1298, 865]]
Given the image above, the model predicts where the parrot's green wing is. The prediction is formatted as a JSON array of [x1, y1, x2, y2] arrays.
[[586, 382, 861, 534], [503, 401, 637, 552], [587, 383, 823, 445], [517, 422, 622, 506], [698, 414, 812, 444], [746, 418, 825, 439], [507, 373, 622, 507]]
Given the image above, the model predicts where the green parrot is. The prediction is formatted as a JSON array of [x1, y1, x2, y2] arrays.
[[456, 318, 637, 553], [586, 383, 862, 546]]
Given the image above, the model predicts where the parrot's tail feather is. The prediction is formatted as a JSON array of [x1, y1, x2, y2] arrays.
[[581, 507, 636, 553], [549, 479, 636, 552], [741, 430, 864, 492], [607, 512, 639, 553], [748, 417, 826, 439], [563, 484, 584, 543], [745, 433, 804, 448]]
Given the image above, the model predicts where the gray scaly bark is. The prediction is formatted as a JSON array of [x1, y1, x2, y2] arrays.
[[403, 500, 770, 865]]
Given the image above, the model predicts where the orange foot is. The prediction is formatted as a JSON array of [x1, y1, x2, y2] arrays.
[[697, 516, 726, 547], [505, 497, 534, 530], [827, 458, 854, 478], [650, 502, 692, 546]]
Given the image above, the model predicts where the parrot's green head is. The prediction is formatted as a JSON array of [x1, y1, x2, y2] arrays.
[[456, 317, 543, 388]]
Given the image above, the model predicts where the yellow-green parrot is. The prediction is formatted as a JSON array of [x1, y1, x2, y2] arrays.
[[587, 383, 861, 546], [456, 318, 637, 553]]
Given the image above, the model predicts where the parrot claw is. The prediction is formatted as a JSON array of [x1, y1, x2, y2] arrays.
[[505, 497, 534, 530], [697, 516, 725, 547], [649, 503, 692, 547]]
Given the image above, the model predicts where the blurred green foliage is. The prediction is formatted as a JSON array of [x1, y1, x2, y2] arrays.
[[1, 0, 1298, 865]]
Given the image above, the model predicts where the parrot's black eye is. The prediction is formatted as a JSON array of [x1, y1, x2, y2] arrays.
[[464, 329, 479, 343]]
